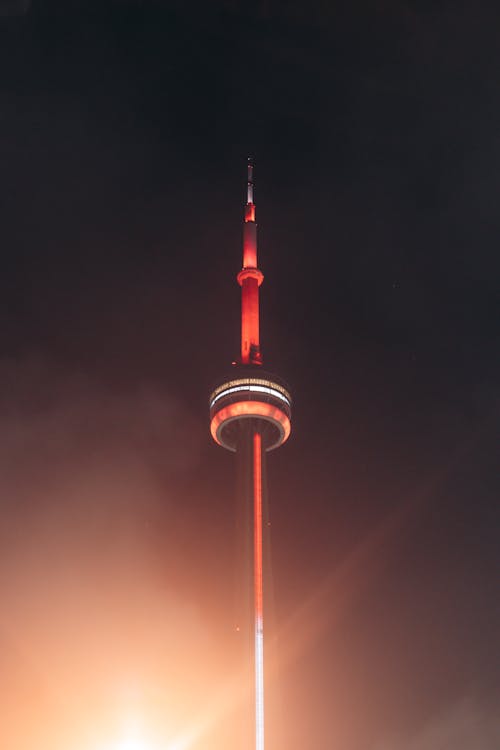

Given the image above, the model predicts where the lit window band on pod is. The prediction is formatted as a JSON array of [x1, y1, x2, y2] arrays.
[[209, 379, 292, 409]]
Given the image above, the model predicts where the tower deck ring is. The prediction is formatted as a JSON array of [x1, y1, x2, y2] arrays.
[[209, 371, 292, 452], [237, 267, 264, 286], [210, 400, 291, 452]]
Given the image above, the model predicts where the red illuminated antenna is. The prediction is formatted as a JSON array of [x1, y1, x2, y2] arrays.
[[238, 157, 264, 366]]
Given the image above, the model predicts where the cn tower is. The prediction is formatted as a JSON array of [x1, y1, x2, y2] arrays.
[[209, 160, 292, 750]]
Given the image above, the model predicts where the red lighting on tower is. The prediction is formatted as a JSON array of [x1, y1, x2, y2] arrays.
[[209, 160, 292, 750], [238, 160, 264, 366]]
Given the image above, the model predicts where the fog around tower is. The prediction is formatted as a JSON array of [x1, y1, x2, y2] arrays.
[[0, 2, 499, 749], [0, 356, 225, 749]]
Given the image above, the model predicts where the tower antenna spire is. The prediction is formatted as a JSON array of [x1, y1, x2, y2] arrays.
[[247, 156, 254, 205], [238, 158, 263, 365]]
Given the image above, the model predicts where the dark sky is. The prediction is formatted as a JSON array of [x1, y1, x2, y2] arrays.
[[0, 2, 498, 749]]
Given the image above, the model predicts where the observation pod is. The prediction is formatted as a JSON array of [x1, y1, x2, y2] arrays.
[[209, 368, 292, 452]]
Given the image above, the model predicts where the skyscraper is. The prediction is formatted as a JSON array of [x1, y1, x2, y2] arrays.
[[209, 161, 292, 750]]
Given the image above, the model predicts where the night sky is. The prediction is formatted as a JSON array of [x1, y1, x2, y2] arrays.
[[0, 2, 499, 749]]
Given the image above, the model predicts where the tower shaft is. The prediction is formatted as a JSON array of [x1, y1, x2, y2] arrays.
[[234, 421, 265, 750], [253, 430, 265, 750]]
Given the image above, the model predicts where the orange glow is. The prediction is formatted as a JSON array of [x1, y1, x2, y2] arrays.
[[210, 400, 291, 449]]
